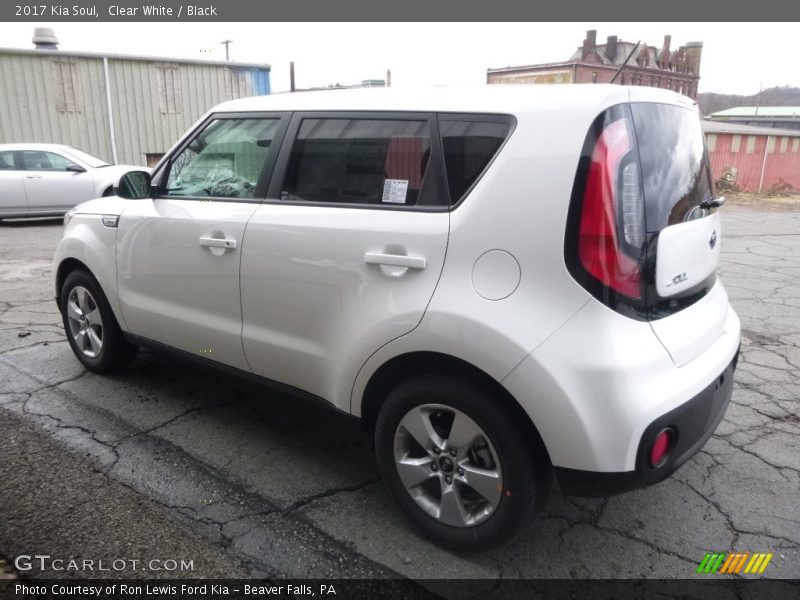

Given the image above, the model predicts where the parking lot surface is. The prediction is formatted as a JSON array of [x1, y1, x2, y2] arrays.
[[1, 204, 798, 583]]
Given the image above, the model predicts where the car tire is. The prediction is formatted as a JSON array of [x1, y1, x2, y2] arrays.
[[60, 269, 138, 372], [375, 375, 550, 551]]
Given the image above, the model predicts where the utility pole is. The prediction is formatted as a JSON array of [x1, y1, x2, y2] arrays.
[[220, 39, 233, 61], [290, 61, 296, 92]]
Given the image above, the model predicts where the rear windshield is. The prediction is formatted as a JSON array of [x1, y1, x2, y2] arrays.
[[630, 103, 713, 232]]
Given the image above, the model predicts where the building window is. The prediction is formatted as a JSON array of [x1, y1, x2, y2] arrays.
[[592, 72, 598, 83], [746, 135, 756, 154], [793, 138, 799, 153], [224, 68, 254, 100], [145, 153, 165, 168], [780, 136, 789, 153], [731, 135, 741, 153], [52, 59, 83, 113], [767, 136, 776, 154], [156, 64, 183, 114], [706, 134, 716, 152]]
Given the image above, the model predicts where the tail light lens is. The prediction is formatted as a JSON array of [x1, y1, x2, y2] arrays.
[[577, 117, 641, 299], [566, 106, 646, 312]]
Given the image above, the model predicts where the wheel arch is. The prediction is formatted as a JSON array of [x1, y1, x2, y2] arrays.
[[360, 351, 552, 469], [55, 257, 93, 299]]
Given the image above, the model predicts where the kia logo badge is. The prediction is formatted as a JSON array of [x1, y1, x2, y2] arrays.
[[709, 230, 717, 249]]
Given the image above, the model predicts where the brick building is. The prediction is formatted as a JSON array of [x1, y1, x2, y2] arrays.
[[487, 30, 703, 99]]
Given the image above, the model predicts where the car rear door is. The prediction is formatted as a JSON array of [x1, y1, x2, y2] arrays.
[[116, 113, 289, 371], [240, 112, 450, 408], [20, 150, 94, 210], [0, 150, 28, 214]]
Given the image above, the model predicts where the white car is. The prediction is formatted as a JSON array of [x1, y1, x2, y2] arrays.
[[0, 143, 146, 219], [53, 86, 740, 549]]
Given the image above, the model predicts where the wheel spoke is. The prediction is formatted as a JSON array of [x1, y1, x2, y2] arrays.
[[447, 410, 482, 451], [67, 299, 82, 321], [77, 287, 89, 314], [399, 408, 443, 452], [396, 456, 434, 489], [439, 484, 468, 527], [461, 464, 502, 507], [85, 307, 102, 326], [74, 329, 87, 351], [87, 328, 102, 354]]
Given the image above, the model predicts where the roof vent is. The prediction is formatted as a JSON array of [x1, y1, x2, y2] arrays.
[[32, 28, 59, 50]]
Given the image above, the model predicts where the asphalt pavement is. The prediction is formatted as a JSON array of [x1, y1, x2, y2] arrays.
[[0, 204, 798, 587]]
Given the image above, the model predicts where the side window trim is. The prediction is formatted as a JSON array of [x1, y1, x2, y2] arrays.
[[153, 111, 291, 203], [437, 112, 517, 209], [266, 111, 450, 212]]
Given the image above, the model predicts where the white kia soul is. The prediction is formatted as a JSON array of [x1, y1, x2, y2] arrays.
[[54, 85, 740, 549]]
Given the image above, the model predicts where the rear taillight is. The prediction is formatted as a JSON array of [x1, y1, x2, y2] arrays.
[[577, 117, 642, 300]]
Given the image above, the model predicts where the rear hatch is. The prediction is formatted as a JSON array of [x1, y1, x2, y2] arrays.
[[565, 97, 726, 366], [631, 102, 725, 366]]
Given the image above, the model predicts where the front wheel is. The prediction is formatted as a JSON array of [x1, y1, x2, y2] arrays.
[[60, 269, 137, 372], [375, 375, 550, 550]]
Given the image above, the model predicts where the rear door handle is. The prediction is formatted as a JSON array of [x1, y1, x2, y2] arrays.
[[25, 175, 43, 179], [364, 252, 426, 269], [199, 236, 237, 249]]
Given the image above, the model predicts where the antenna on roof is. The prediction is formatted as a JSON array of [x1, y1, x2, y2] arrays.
[[610, 40, 641, 84]]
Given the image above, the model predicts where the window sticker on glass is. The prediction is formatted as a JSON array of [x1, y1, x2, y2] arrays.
[[382, 179, 409, 204]]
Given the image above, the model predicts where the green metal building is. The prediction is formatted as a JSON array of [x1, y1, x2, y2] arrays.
[[0, 36, 271, 167]]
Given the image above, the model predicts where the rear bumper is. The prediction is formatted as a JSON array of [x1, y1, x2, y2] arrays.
[[554, 347, 739, 497]]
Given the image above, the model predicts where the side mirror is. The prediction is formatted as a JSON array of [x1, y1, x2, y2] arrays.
[[114, 171, 152, 199], [66, 164, 86, 173]]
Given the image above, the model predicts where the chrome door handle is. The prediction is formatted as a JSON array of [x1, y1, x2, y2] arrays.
[[199, 236, 237, 249], [25, 175, 43, 179], [364, 252, 426, 269]]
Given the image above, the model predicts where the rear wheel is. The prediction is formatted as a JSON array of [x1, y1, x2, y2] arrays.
[[60, 269, 137, 372], [375, 375, 549, 550]]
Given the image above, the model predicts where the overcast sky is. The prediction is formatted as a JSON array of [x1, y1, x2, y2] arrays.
[[0, 22, 794, 96]]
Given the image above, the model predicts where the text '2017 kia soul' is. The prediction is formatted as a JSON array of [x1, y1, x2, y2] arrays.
[[54, 86, 740, 550]]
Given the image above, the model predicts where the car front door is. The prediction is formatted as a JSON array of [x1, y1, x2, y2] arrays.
[[240, 113, 450, 408], [20, 150, 94, 211], [0, 150, 28, 214], [116, 114, 289, 371]]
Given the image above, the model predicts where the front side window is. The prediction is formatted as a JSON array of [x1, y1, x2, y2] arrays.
[[21, 150, 79, 172], [0, 151, 16, 170], [281, 118, 432, 207], [164, 118, 281, 199]]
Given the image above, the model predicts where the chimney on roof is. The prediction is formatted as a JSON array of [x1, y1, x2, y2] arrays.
[[582, 29, 597, 60], [32, 27, 59, 50], [606, 35, 618, 62], [684, 41, 703, 77], [660, 35, 671, 69]]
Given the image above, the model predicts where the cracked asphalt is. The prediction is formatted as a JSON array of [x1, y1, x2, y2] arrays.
[[0, 203, 798, 586]]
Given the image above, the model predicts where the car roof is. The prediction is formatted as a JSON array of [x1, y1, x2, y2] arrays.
[[211, 85, 695, 116], [0, 143, 77, 152]]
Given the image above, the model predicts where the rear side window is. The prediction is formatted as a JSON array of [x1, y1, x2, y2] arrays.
[[630, 103, 713, 232], [440, 119, 510, 204], [281, 118, 432, 207]]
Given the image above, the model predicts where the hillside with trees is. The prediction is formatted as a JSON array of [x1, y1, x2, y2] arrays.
[[697, 86, 800, 116]]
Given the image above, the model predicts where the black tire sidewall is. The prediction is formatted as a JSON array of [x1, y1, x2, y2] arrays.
[[60, 270, 132, 372], [375, 375, 543, 551]]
